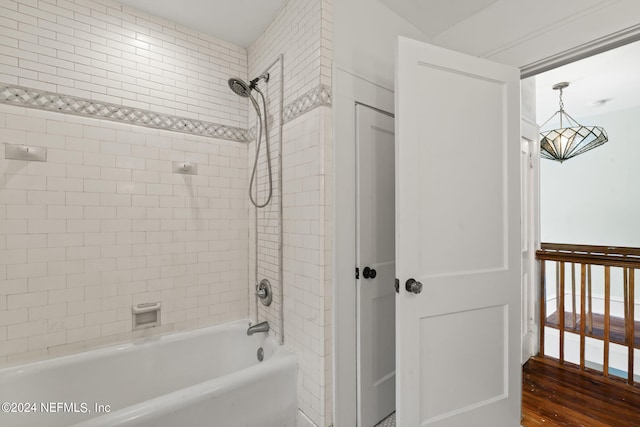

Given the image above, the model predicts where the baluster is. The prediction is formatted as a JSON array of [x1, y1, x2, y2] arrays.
[[556, 261, 561, 321], [572, 263, 577, 329], [624, 267, 629, 335], [588, 265, 593, 334], [624, 268, 629, 378], [604, 266, 611, 378], [559, 262, 565, 364], [580, 263, 586, 371], [540, 260, 546, 357], [629, 268, 635, 385]]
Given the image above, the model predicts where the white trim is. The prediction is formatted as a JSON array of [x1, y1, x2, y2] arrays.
[[520, 23, 640, 78], [521, 117, 540, 363], [297, 409, 318, 427], [545, 294, 640, 320], [333, 66, 394, 427], [521, 117, 539, 142], [545, 327, 640, 377]]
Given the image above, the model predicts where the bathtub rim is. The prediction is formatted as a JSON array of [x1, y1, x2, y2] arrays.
[[0, 319, 276, 377], [70, 345, 296, 427]]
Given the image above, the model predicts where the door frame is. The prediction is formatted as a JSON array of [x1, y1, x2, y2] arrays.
[[333, 66, 395, 427], [355, 103, 396, 426], [332, 26, 640, 427], [521, 117, 540, 363]]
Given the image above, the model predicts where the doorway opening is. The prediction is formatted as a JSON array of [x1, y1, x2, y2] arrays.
[[531, 40, 640, 386]]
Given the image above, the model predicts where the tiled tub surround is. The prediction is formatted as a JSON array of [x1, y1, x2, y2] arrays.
[[0, 104, 249, 366], [248, 58, 284, 342], [0, 80, 331, 367], [0, 320, 296, 427], [0, 0, 254, 365], [0, 0, 248, 128], [0, 0, 335, 426], [282, 106, 333, 427], [248, 0, 333, 425]]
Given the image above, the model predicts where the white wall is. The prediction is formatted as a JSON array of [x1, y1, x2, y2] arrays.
[[540, 105, 640, 247], [333, 0, 428, 90], [333, 2, 429, 426]]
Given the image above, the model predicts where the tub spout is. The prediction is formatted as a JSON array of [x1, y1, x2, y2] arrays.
[[247, 321, 269, 336]]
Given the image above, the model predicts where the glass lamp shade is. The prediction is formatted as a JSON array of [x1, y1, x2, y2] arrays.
[[540, 125, 608, 163]]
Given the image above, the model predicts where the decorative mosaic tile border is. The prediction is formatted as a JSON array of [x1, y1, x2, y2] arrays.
[[0, 84, 249, 143], [283, 84, 332, 124], [0, 83, 332, 142]]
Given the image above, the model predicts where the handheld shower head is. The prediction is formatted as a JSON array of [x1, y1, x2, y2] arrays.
[[228, 78, 252, 98], [228, 73, 270, 98], [226, 73, 273, 209]]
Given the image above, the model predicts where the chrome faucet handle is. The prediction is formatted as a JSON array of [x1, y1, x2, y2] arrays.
[[255, 279, 273, 306]]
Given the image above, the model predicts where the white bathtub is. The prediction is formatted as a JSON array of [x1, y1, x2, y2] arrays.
[[0, 320, 297, 427]]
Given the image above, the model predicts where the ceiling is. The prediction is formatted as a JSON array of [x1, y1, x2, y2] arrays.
[[114, 0, 640, 123], [535, 40, 640, 124], [378, 0, 640, 125], [114, 0, 287, 48]]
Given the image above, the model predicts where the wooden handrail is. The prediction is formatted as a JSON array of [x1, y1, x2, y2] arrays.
[[536, 243, 639, 386], [536, 250, 640, 269], [541, 243, 640, 257]]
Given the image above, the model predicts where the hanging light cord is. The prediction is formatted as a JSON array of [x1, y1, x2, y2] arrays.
[[540, 85, 581, 130], [558, 87, 565, 128]]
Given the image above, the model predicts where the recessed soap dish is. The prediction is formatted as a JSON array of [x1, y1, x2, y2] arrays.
[[132, 302, 161, 330]]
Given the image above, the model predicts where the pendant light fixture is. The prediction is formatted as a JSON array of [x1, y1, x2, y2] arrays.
[[539, 82, 608, 162]]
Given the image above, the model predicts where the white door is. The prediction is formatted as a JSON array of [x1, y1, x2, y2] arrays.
[[357, 104, 396, 427], [395, 37, 521, 426]]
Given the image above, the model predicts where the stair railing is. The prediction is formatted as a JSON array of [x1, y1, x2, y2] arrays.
[[536, 243, 640, 385]]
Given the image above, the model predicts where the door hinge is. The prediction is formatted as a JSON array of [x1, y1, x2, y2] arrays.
[[355, 267, 360, 280], [395, 278, 399, 293]]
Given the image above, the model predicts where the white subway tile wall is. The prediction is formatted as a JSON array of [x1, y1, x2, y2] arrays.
[[282, 106, 332, 427], [322, 97, 333, 426], [0, 0, 249, 128], [0, 0, 336, 425], [249, 0, 333, 425], [0, 0, 253, 366], [0, 104, 249, 366], [249, 0, 331, 109], [248, 59, 283, 341]]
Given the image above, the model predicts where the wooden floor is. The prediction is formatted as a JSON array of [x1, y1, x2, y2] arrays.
[[522, 357, 640, 426]]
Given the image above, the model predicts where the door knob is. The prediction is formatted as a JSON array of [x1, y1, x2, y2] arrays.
[[405, 278, 422, 294], [362, 266, 377, 279]]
